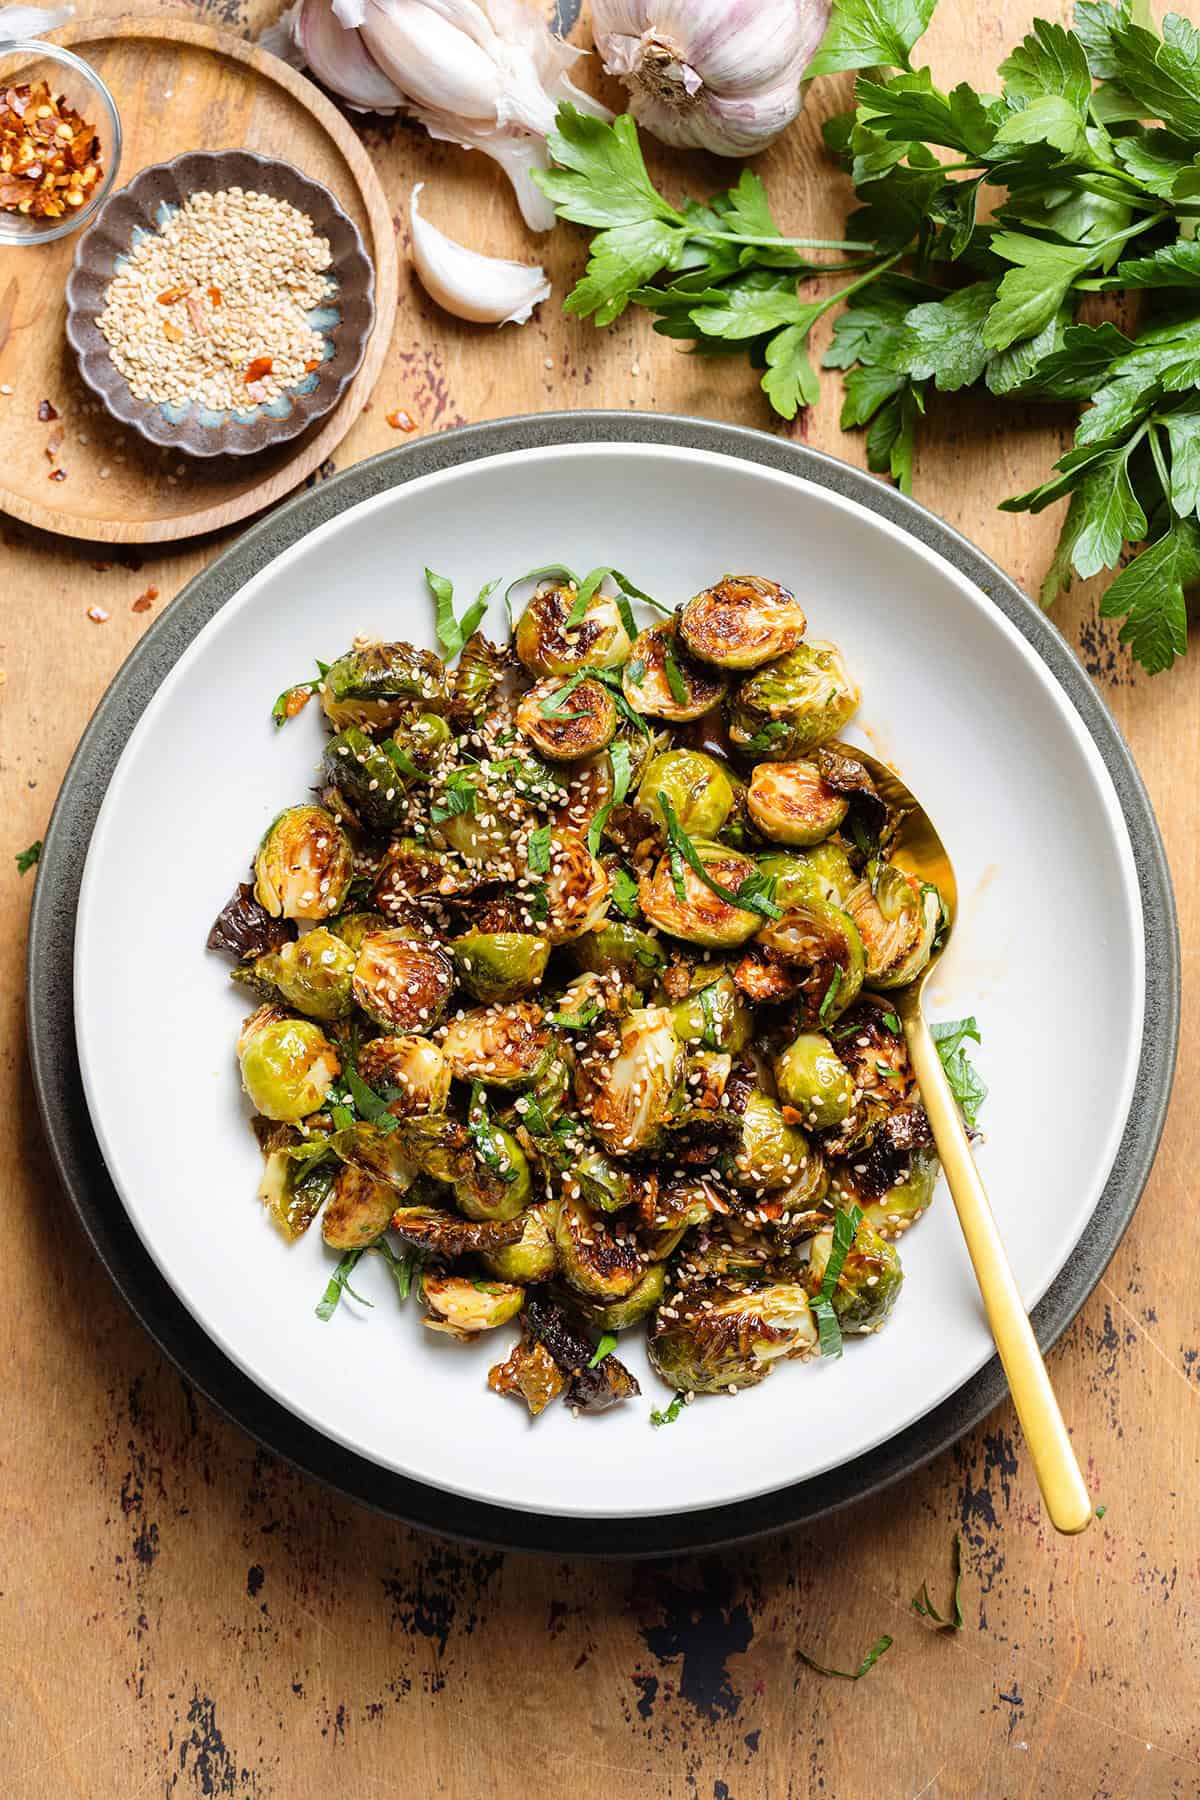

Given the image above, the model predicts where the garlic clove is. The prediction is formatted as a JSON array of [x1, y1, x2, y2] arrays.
[[360, 0, 508, 122], [409, 182, 552, 324], [413, 110, 559, 233], [298, 0, 407, 109]]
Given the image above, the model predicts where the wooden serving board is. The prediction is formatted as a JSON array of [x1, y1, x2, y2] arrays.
[[0, 16, 397, 543]]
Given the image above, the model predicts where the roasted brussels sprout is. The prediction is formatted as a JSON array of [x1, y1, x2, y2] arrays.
[[635, 749, 733, 837], [572, 1149, 654, 1215], [352, 930, 455, 1032], [208, 882, 295, 962], [636, 1176, 722, 1259], [327, 910, 389, 954], [523, 1295, 642, 1412], [819, 999, 916, 1158], [569, 921, 666, 991], [622, 622, 727, 722], [254, 805, 353, 922], [329, 1120, 416, 1191], [728, 641, 860, 759], [774, 1032, 855, 1129], [488, 1336, 568, 1416], [237, 1006, 340, 1122], [516, 675, 618, 761], [544, 828, 611, 943], [576, 1006, 684, 1154], [448, 634, 509, 727], [749, 896, 866, 1024], [420, 1272, 524, 1338], [800, 840, 857, 905], [836, 1146, 939, 1240], [556, 1190, 645, 1300], [451, 930, 550, 1002], [844, 867, 941, 989], [457, 1117, 531, 1221], [678, 575, 806, 670], [322, 1162, 398, 1249], [808, 1215, 903, 1333], [257, 1139, 336, 1240], [389, 1204, 524, 1258], [640, 841, 760, 949], [571, 1261, 667, 1331], [358, 1034, 450, 1116], [668, 970, 752, 1053], [730, 1090, 814, 1193], [322, 728, 413, 831], [479, 1198, 561, 1282], [242, 928, 356, 1022], [435, 772, 526, 865], [515, 580, 634, 676], [746, 761, 849, 846], [648, 1281, 817, 1393], [320, 640, 444, 732], [443, 1002, 556, 1089]]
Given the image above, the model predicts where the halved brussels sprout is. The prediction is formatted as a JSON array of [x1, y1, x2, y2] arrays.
[[488, 1337, 568, 1416], [751, 897, 866, 1025], [358, 1034, 450, 1116], [352, 931, 455, 1032], [451, 930, 550, 1003], [569, 921, 666, 992], [420, 1272, 524, 1338], [668, 970, 752, 1052], [524, 1295, 642, 1411], [544, 829, 611, 943], [573, 1148, 653, 1215], [322, 729, 413, 832], [747, 761, 849, 846], [571, 1261, 667, 1331], [648, 1281, 817, 1394], [389, 1205, 524, 1258], [774, 1032, 855, 1129], [678, 575, 806, 670], [435, 773, 527, 865], [442, 1001, 555, 1089], [640, 840, 760, 949], [622, 623, 727, 722], [329, 1120, 416, 1191], [808, 1215, 903, 1333], [576, 1006, 684, 1154], [638, 1176, 721, 1259], [635, 749, 733, 837], [800, 841, 857, 905], [844, 867, 941, 989], [328, 910, 389, 954], [457, 1121, 531, 1221], [835, 1147, 939, 1240], [257, 1139, 336, 1241], [448, 634, 508, 727], [247, 929, 356, 1022], [819, 1000, 915, 1158], [728, 641, 861, 760], [238, 1006, 340, 1122], [517, 676, 618, 761], [515, 581, 634, 676], [730, 1090, 815, 1193], [322, 1162, 398, 1249], [479, 1198, 561, 1282], [372, 839, 477, 910], [555, 1190, 644, 1300], [254, 805, 353, 922], [320, 641, 445, 732]]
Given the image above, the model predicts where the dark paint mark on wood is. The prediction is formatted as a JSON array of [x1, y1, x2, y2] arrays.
[[635, 1566, 754, 1722], [382, 1542, 505, 1657], [247, 1564, 265, 1599]]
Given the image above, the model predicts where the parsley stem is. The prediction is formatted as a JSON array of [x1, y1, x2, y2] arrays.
[[701, 231, 879, 253], [1147, 422, 1172, 500]]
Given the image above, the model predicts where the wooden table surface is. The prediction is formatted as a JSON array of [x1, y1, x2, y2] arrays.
[[3, 3, 1197, 1796]]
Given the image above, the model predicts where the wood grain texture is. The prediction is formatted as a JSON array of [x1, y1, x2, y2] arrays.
[[0, 16, 397, 542], [2, 2, 1198, 1797]]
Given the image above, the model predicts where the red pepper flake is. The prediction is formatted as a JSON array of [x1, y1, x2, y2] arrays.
[[86, 604, 109, 623], [156, 284, 188, 305], [244, 356, 273, 384], [303, 358, 321, 373], [207, 285, 222, 307], [283, 686, 313, 720], [131, 584, 159, 613], [386, 409, 418, 432], [47, 466, 66, 481], [37, 398, 58, 421]]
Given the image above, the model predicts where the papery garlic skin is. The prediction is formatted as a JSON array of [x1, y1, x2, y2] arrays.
[[295, 0, 407, 107], [409, 182, 552, 323], [591, 0, 831, 157]]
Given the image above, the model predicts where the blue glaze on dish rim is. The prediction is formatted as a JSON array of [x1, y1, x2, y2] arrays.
[[25, 413, 1180, 1557]]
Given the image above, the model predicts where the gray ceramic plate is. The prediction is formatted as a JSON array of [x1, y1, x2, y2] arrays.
[[26, 414, 1180, 1555], [64, 149, 375, 457]]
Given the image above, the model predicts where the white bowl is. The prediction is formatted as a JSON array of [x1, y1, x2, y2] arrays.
[[73, 439, 1146, 1521]]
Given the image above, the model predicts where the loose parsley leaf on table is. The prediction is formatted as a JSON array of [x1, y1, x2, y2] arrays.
[[16, 840, 41, 875]]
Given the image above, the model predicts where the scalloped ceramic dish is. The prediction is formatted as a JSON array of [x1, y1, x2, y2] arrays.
[[64, 149, 374, 458]]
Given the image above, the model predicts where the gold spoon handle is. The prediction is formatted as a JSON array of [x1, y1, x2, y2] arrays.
[[901, 1003, 1093, 1535]]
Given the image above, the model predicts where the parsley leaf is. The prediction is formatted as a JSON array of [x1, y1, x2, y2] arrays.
[[650, 1392, 687, 1428], [1099, 518, 1200, 673], [611, 868, 640, 918], [912, 1533, 964, 1630], [813, 1203, 863, 1358], [588, 1333, 619, 1368], [527, 823, 552, 874], [797, 1633, 893, 1680], [315, 1248, 373, 1321], [587, 738, 634, 855], [807, 0, 938, 77], [930, 1016, 988, 1128], [16, 839, 41, 875], [658, 792, 782, 920], [426, 568, 499, 661]]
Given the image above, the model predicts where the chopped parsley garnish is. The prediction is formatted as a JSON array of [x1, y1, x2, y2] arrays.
[[657, 792, 781, 920], [881, 1010, 901, 1034], [818, 964, 844, 1023], [931, 1016, 987, 1128], [271, 659, 330, 728], [527, 823, 552, 874], [588, 1332, 619, 1368], [16, 839, 41, 875], [586, 738, 633, 854], [911, 1533, 964, 1631], [430, 768, 478, 823], [372, 1235, 421, 1301], [611, 868, 640, 918], [796, 1633, 893, 1681], [662, 643, 689, 706], [426, 567, 499, 660], [315, 1247, 373, 1321], [547, 999, 602, 1031], [342, 1063, 400, 1135], [539, 670, 591, 717], [812, 1203, 863, 1358], [626, 657, 647, 685], [468, 1082, 519, 1183], [650, 1392, 687, 1428]]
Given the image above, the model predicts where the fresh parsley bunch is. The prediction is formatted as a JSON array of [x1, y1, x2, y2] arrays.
[[536, 0, 1200, 675]]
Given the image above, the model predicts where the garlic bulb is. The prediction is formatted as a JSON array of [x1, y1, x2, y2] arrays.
[[591, 0, 831, 157], [409, 182, 551, 324], [284, 0, 609, 230]]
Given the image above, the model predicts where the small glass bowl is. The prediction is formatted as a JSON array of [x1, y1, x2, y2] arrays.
[[0, 39, 122, 246]]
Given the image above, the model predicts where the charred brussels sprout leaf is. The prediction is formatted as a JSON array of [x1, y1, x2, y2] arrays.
[[668, 970, 752, 1052], [323, 729, 416, 832], [452, 930, 550, 1002], [254, 805, 353, 921], [576, 1006, 684, 1154], [321, 640, 445, 731], [420, 1272, 524, 1338], [678, 575, 806, 670], [774, 1032, 855, 1129], [257, 1139, 336, 1240], [524, 1295, 641, 1412], [843, 1146, 940, 1241], [649, 1282, 817, 1394], [389, 1205, 524, 1258], [543, 828, 612, 943], [808, 1215, 903, 1335], [747, 761, 849, 846], [515, 579, 634, 676], [518, 675, 618, 761], [728, 641, 860, 759], [322, 1161, 400, 1250], [844, 866, 940, 989], [622, 623, 727, 722], [448, 634, 509, 727], [357, 1035, 450, 1116], [327, 910, 388, 954], [569, 921, 666, 991], [352, 931, 455, 1032], [237, 1006, 341, 1122], [488, 1337, 569, 1416], [208, 882, 296, 962], [442, 1002, 555, 1089], [636, 749, 733, 837], [328, 1120, 416, 1190], [749, 897, 866, 1025]]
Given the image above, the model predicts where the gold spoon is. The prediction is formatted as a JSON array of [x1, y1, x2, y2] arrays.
[[840, 743, 1093, 1536]]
